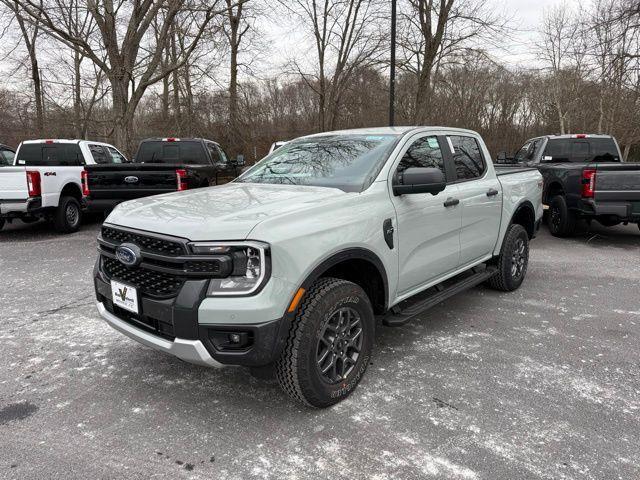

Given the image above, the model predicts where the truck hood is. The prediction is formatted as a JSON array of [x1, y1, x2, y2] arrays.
[[105, 182, 348, 240]]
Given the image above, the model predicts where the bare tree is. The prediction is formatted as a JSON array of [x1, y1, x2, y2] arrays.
[[398, 0, 503, 124], [3, 0, 224, 152], [279, 0, 385, 131], [4, 1, 45, 135]]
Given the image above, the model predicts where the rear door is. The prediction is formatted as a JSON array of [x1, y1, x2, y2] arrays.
[[390, 134, 461, 295], [446, 135, 502, 267], [205, 142, 237, 185]]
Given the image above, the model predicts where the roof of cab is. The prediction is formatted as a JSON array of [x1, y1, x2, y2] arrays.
[[303, 126, 481, 138]]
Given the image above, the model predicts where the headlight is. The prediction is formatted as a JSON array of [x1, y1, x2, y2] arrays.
[[189, 241, 270, 296]]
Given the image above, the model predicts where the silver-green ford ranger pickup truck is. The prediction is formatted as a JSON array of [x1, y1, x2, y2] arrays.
[[93, 127, 543, 407]]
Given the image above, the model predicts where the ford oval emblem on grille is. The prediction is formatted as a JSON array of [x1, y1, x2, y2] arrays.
[[124, 176, 139, 184], [115, 243, 141, 267]]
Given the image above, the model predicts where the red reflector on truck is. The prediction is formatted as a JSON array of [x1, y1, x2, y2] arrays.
[[26, 170, 41, 197], [582, 169, 596, 198], [176, 169, 188, 191]]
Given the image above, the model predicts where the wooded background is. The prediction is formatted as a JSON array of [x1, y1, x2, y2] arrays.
[[0, 0, 638, 161]]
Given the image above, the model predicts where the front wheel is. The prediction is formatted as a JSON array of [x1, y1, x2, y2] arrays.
[[487, 224, 529, 292], [54, 196, 82, 233], [276, 278, 374, 408]]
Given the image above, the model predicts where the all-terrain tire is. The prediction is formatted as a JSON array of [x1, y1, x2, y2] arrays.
[[547, 195, 576, 237], [487, 224, 529, 292], [276, 277, 375, 408], [54, 196, 82, 233]]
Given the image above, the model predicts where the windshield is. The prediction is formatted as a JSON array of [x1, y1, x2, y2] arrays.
[[236, 134, 398, 192]]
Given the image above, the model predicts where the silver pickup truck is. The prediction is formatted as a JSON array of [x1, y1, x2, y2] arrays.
[[93, 127, 543, 407]]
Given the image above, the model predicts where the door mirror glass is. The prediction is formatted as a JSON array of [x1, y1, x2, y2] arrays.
[[393, 167, 446, 196], [235, 154, 245, 166]]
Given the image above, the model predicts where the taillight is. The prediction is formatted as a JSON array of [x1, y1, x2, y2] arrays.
[[582, 168, 596, 198], [26, 170, 41, 197], [81, 169, 90, 196], [176, 169, 188, 191]]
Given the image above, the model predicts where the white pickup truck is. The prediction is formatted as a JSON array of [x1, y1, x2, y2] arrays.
[[93, 127, 543, 407], [0, 139, 127, 233]]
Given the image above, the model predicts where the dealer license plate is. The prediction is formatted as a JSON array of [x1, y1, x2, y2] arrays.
[[111, 280, 139, 314]]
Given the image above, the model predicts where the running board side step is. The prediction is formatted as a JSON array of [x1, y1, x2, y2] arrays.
[[382, 266, 498, 327]]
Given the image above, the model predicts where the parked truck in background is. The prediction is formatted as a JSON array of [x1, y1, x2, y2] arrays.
[[93, 127, 543, 407], [0, 139, 127, 233], [0, 144, 15, 166], [500, 134, 640, 236], [84, 138, 242, 214]]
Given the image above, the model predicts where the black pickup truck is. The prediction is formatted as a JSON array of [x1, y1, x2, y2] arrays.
[[499, 134, 640, 236], [84, 138, 242, 213]]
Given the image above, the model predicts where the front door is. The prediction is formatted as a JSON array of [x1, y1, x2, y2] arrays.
[[446, 135, 502, 266], [390, 134, 462, 295]]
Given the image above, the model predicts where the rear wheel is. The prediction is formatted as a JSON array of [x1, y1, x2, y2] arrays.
[[547, 195, 576, 237], [54, 196, 82, 233], [487, 224, 529, 292], [276, 277, 374, 408]]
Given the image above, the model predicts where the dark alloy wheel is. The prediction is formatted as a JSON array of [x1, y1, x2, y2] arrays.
[[276, 277, 374, 408], [316, 306, 363, 384], [54, 196, 82, 233], [547, 195, 576, 237], [487, 223, 529, 292]]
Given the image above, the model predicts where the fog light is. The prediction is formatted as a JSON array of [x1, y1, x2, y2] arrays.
[[229, 333, 241, 344]]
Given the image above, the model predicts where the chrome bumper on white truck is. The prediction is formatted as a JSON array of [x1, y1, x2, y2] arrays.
[[97, 302, 223, 368]]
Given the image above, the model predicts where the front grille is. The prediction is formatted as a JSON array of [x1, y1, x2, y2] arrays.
[[103, 257, 184, 297], [101, 226, 185, 256], [111, 304, 175, 340]]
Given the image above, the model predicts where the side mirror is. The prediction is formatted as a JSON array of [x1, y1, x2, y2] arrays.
[[235, 154, 245, 167], [496, 151, 507, 162], [393, 167, 446, 196]]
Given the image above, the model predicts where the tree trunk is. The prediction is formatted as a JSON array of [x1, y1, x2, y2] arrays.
[[111, 78, 131, 154], [73, 50, 83, 138]]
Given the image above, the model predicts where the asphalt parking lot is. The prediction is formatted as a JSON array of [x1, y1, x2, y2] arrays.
[[0, 218, 639, 479]]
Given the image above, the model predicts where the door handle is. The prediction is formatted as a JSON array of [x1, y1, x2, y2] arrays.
[[486, 188, 499, 197], [443, 197, 460, 208]]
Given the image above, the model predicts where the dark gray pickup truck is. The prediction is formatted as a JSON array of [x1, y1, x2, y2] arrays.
[[84, 138, 242, 213], [499, 134, 640, 236]]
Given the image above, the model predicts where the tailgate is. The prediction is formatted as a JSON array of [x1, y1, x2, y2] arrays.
[[86, 164, 178, 200], [0, 167, 28, 200], [594, 163, 640, 203]]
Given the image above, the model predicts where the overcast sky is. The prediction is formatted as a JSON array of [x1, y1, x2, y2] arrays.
[[259, 0, 583, 76]]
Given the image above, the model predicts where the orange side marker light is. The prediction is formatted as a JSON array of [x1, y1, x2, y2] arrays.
[[287, 288, 306, 314]]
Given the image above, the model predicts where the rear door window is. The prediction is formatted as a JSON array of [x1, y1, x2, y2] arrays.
[[206, 143, 222, 164], [448, 135, 486, 181], [107, 147, 128, 163], [16, 143, 83, 166], [89, 144, 109, 164]]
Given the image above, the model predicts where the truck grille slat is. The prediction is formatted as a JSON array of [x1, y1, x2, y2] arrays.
[[101, 226, 185, 256], [103, 257, 184, 297]]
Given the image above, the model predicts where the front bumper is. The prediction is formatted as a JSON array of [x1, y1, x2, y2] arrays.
[[94, 261, 293, 367], [97, 302, 222, 367]]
